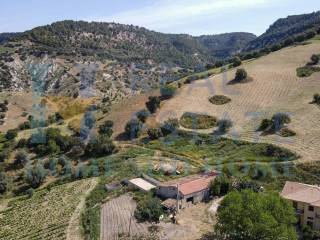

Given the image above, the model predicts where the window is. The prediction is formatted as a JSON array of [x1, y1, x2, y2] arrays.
[[186, 197, 193, 203], [309, 206, 315, 212], [307, 221, 314, 228]]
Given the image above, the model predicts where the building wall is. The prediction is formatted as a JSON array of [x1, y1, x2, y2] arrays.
[[292, 201, 320, 230]]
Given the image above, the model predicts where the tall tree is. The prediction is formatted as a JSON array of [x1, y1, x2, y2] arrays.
[[215, 190, 297, 240]]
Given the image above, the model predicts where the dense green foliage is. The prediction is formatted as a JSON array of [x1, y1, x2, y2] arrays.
[[258, 113, 293, 135], [98, 120, 113, 137], [160, 85, 177, 99], [25, 165, 48, 188], [125, 118, 144, 139], [85, 135, 116, 157], [216, 119, 233, 133], [134, 193, 164, 223], [146, 96, 161, 114], [160, 118, 180, 135], [136, 109, 150, 123], [143, 131, 298, 166], [210, 175, 231, 196], [179, 112, 217, 130], [215, 190, 298, 240], [245, 11, 320, 51], [297, 65, 320, 77]]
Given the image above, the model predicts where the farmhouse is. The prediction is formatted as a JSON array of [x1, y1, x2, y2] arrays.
[[281, 181, 320, 230], [157, 172, 219, 209]]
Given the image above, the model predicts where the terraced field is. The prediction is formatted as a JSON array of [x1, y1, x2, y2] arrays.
[[157, 41, 320, 162], [0, 178, 96, 240]]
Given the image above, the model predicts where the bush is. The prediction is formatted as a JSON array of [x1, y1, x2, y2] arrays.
[[229, 69, 251, 84], [313, 93, 320, 105], [280, 128, 296, 137], [232, 57, 242, 67], [210, 175, 231, 196], [14, 150, 28, 168], [160, 85, 177, 99], [160, 118, 179, 135], [147, 128, 163, 140], [134, 194, 163, 223], [0, 172, 7, 194], [257, 119, 273, 132], [98, 120, 113, 137], [25, 165, 47, 188], [272, 113, 291, 130], [209, 95, 231, 105], [146, 96, 161, 113], [179, 112, 217, 129], [217, 119, 233, 133], [125, 118, 143, 139], [297, 66, 320, 77], [136, 109, 150, 123], [18, 121, 31, 130], [5, 129, 18, 140], [310, 54, 320, 65], [85, 135, 116, 157], [0, 149, 9, 162]]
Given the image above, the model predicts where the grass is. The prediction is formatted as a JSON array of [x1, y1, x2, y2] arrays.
[[142, 131, 298, 166], [0, 179, 94, 240], [296, 66, 320, 77], [0, 46, 13, 54], [179, 112, 217, 129], [209, 95, 231, 105]]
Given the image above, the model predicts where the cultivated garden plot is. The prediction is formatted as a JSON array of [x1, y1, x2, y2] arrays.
[[0, 179, 95, 240], [100, 194, 150, 240], [157, 42, 320, 162]]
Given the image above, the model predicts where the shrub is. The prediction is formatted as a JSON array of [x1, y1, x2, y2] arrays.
[[125, 118, 143, 139], [147, 128, 163, 140], [313, 93, 320, 104], [25, 165, 47, 188], [160, 118, 179, 135], [160, 85, 177, 99], [209, 95, 231, 105], [257, 119, 273, 132], [0, 172, 7, 194], [217, 119, 233, 133], [232, 57, 242, 67], [18, 121, 31, 130], [85, 135, 116, 157], [98, 120, 113, 137], [297, 66, 320, 77], [134, 194, 163, 223], [210, 175, 231, 196], [146, 96, 161, 113], [272, 113, 291, 130], [235, 68, 247, 81], [280, 128, 296, 137], [14, 150, 28, 168], [0, 149, 9, 162], [5, 129, 18, 140], [136, 109, 150, 123], [179, 112, 217, 129], [310, 54, 320, 65]]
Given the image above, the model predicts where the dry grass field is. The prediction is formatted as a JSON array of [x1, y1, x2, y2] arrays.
[[157, 41, 320, 162]]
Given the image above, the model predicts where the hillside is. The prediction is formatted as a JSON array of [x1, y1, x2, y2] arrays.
[[157, 38, 320, 162], [244, 11, 320, 51], [0, 21, 254, 101]]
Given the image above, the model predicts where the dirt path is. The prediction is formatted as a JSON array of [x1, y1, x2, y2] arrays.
[[66, 178, 98, 240]]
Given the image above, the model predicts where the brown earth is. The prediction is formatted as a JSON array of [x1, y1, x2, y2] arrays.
[[156, 41, 320, 162]]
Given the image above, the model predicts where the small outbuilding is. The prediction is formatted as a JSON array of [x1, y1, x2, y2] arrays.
[[128, 178, 156, 192]]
